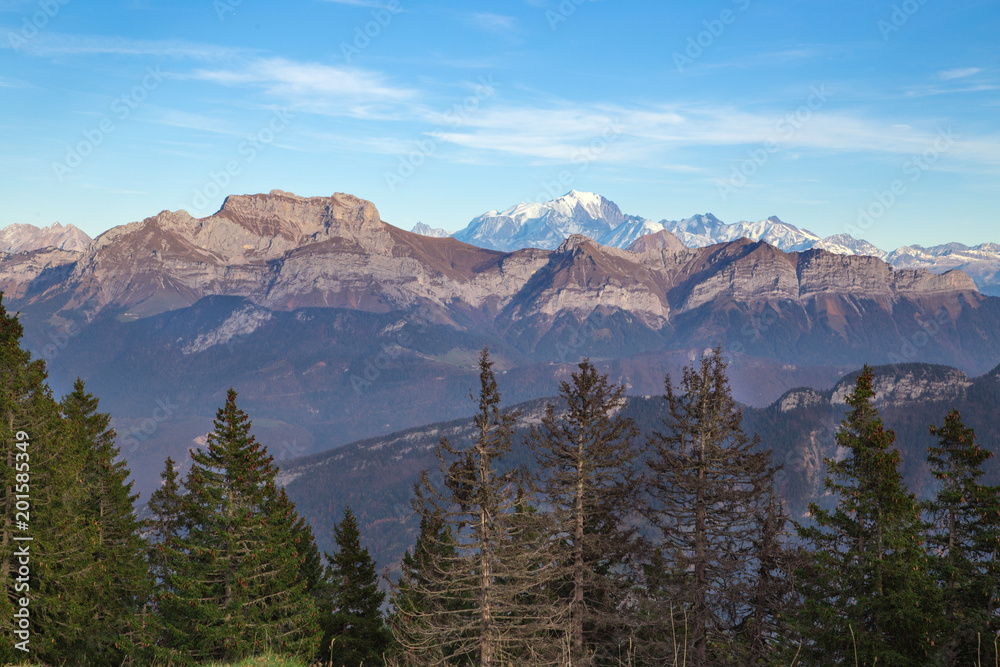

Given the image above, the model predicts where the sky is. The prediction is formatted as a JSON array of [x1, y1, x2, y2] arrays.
[[1, 0, 998, 250]]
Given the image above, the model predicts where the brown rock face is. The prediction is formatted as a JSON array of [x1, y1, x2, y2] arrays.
[[2, 190, 990, 370], [0, 222, 91, 253]]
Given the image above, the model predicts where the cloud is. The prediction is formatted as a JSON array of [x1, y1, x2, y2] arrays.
[[2, 33, 246, 61], [423, 101, 1000, 169], [467, 12, 518, 34], [191, 57, 417, 119], [939, 67, 982, 80]]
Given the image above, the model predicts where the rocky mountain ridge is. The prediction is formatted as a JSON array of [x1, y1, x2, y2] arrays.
[[446, 191, 1000, 296], [4, 190, 998, 509], [275, 360, 1000, 569], [0, 221, 91, 253]]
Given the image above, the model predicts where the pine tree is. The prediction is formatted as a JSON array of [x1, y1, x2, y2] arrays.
[[169, 388, 320, 662], [59, 379, 152, 663], [644, 346, 779, 667], [924, 409, 1000, 664], [794, 365, 939, 666], [389, 513, 470, 666], [320, 506, 390, 666], [0, 294, 65, 662], [145, 456, 195, 661], [391, 347, 549, 666], [527, 359, 644, 665]]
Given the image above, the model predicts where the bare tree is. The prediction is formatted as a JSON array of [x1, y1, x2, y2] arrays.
[[527, 359, 644, 666], [644, 346, 778, 667], [389, 347, 555, 666]]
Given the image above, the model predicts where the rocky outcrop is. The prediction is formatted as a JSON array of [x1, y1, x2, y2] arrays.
[[0, 247, 80, 299], [0, 222, 91, 253], [4, 190, 994, 373]]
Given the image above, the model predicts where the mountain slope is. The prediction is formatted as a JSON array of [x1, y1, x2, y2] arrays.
[[277, 361, 1000, 571], [0, 222, 91, 253], [4, 190, 998, 520], [454, 191, 999, 294]]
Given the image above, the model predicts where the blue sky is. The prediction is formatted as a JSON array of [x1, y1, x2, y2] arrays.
[[1, 0, 998, 249]]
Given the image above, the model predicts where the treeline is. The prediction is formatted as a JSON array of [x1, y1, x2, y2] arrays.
[[0, 298, 387, 666], [3, 290, 1000, 666], [388, 348, 1000, 666]]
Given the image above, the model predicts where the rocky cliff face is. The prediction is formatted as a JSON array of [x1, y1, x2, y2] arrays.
[[3, 191, 990, 365], [0, 222, 91, 253]]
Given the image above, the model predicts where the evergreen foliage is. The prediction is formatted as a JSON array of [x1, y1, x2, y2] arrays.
[[162, 388, 320, 662], [795, 365, 939, 665], [319, 506, 390, 666], [924, 409, 1000, 665]]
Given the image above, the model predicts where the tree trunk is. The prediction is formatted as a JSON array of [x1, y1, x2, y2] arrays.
[[574, 430, 586, 665]]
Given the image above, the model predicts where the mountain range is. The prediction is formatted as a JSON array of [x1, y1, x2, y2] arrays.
[[279, 360, 1000, 571], [1, 189, 998, 505], [1, 221, 90, 253], [415, 191, 1000, 296]]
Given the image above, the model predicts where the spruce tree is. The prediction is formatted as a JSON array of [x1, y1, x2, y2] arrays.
[[0, 295, 65, 662], [644, 346, 779, 667], [924, 409, 1000, 664], [169, 388, 320, 662], [60, 379, 152, 663], [389, 513, 470, 666], [794, 365, 939, 666], [526, 359, 644, 665], [391, 348, 548, 665], [320, 506, 390, 666], [145, 456, 193, 661]]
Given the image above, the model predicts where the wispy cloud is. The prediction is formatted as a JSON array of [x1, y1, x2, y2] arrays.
[[425, 101, 1000, 169], [466, 12, 518, 34], [191, 57, 417, 118], [939, 67, 982, 80], [2, 33, 247, 61]]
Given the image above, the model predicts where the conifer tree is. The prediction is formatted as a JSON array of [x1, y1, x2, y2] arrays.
[[320, 506, 390, 666], [527, 359, 644, 665], [389, 513, 470, 666], [168, 388, 320, 662], [795, 365, 939, 666], [391, 348, 549, 666], [59, 379, 152, 662], [0, 295, 64, 662], [145, 456, 194, 660], [644, 346, 779, 667], [1, 297, 152, 664], [924, 409, 1000, 664]]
